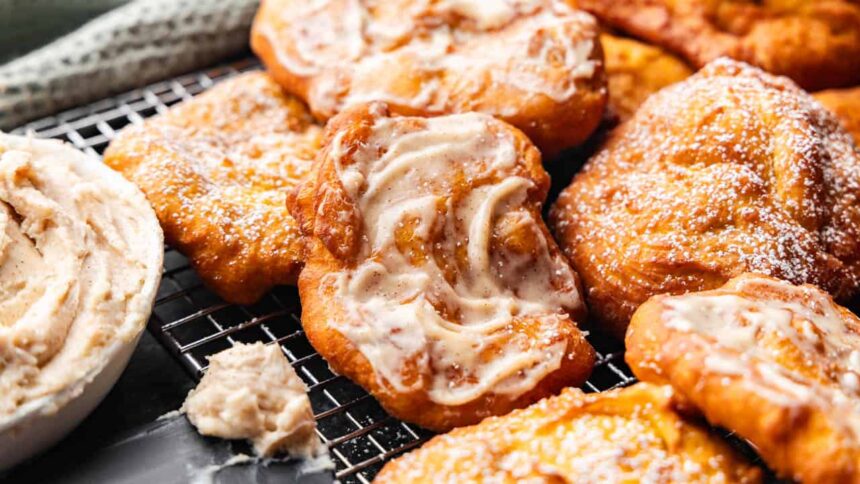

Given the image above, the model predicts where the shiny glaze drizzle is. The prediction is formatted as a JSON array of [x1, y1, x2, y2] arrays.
[[256, 0, 599, 117], [663, 275, 860, 438], [324, 109, 584, 405]]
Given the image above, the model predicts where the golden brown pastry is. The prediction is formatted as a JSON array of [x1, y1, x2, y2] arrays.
[[288, 102, 594, 431], [601, 33, 693, 121], [251, 0, 607, 156], [550, 58, 860, 339], [375, 383, 762, 483], [816, 86, 860, 145], [104, 72, 322, 304], [576, 0, 860, 91], [627, 273, 860, 483]]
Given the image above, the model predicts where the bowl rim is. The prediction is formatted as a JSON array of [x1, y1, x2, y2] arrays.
[[0, 332, 141, 434]]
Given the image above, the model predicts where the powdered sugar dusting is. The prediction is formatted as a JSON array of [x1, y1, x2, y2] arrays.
[[103, 72, 323, 301], [551, 58, 860, 333], [375, 384, 761, 482]]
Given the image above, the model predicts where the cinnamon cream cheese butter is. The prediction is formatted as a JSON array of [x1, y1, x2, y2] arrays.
[[182, 343, 325, 458], [0, 133, 163, 420]]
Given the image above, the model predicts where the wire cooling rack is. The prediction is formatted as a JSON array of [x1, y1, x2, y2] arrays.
[[10, 57, 640, 483]]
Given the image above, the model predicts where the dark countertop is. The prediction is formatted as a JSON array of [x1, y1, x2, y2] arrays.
[[6, 331, 195, 483]]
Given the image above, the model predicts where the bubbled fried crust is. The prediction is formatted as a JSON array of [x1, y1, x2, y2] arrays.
[[626, 273, 860, 483], [288, 103, 595, 432], [374, 383, 762, 483], [550, 58, 860, 339], [251, 0, 607, 156], [816, 86, 860, 146], [576, 0, 860, 91], [104, 72, 322, 304], [601, 33, 693, 121]]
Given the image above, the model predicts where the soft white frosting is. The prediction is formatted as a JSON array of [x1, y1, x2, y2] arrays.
[[257, 0, 598, 116], [322, 110, 584, 405], [663, 276, 860, 437]]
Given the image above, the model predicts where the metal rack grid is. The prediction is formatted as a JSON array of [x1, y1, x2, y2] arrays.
[[11, 57, 641, 483]]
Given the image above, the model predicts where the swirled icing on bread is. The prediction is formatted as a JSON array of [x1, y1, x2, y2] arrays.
[[667, 281, 860, 412], [252, 0, 607, 155], [627, 273, 860, 482], [289, 102, 593, 430]]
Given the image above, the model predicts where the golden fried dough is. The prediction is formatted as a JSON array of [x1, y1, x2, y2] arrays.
[[375, 383, 762, 483], [104, 72, 322, 304], [251, 0, 607, 156], [577, 0, 860, 91], [601, 33, 693, 121], [816, 86, 860, 145], [627, 273, 860, 483], [288, 102, 594, 431], [550, 58, 860, 339]]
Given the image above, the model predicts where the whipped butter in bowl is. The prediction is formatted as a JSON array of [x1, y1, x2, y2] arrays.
[[0, 133, 163, 470]]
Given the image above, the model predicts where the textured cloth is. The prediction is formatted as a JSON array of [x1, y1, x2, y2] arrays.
[[0, 1, 131, 64], [0, 0, 259, 129]]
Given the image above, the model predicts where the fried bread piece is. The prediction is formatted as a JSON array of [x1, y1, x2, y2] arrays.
[[601, 33, 693, 121], [627, 273, 860, 483], [551, 58, 860, 339], [816, 86, 860, 145], [576, 0, 860, 91], [288, 102, 594, 431], [104, 72, 322, 304], [251, 0, 607, 156], [375, 383, 762, 483]]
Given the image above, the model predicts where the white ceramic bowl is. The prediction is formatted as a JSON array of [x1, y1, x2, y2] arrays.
[[0, 134, 164, 472], [0, 330, 144, 471]]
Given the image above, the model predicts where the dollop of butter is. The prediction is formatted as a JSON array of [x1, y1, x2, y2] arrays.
[[182, 342, 325, 459]]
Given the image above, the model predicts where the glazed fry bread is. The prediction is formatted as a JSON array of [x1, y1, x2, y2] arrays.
[[551, 58, 860, 339], [289, 102, 594, 431], [375, 383, 762, 483], [627, 274, 860, 483], [104, 72, 322, 304], [816, 86, 860, 145], [577, 0, 860, 91], [251, 0, 607, 156]]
